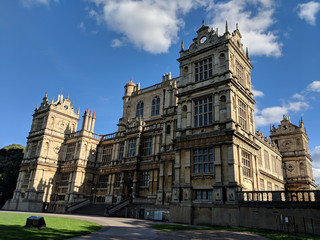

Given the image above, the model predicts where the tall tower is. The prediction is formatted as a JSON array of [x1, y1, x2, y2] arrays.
[[7, 94, 79, 211], [270, 116, 316, 190], [172, 21, 255, 213]]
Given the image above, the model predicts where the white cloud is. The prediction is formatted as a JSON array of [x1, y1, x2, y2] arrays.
[[307, 80, 320, 92], [255, 101, 308, 127], [88, 0, 207, 54], [311, 146, 320, 184], [292, 93, 305, 100], [252, 89, 264, 98], [206, 0, 282, 57], [311, 146, 320, 169], [313, 168, 320, 185], [256, 79, 320, 127], [297, 1, 320, 26], [111, 38, 126, 48], [21, 0, 57, 8], [79, 22, 86, 32]]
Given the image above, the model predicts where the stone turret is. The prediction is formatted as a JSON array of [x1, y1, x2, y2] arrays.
[[124, 77, 136, 98]]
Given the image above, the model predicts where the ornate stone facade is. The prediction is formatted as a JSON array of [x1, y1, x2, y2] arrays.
[[3, 22, 316, 214]]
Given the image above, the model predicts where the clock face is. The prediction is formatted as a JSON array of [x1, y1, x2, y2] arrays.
[[200, 36, 207, 44]]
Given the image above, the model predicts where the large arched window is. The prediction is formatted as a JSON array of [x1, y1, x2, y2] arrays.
[[151, 96, 160, 116], [136, 101, 144, 118]]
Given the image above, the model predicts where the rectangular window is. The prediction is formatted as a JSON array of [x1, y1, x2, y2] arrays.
[[119, 142, 124, 160], [195, 190, 212, 200], [102, 145, 113, 163], [98, 175, 108, 188], [236, 60, 245, 86], [60, 173, 70, 187], [193, 148, 214, 174], [264, 150, 270, 170], [22, 172, 30, 187], [274, 185, 279, 190], [259, 178, 265, 190], [195, 57, 213, 82], [258, 150, 263, 166], [36, 117, 44, 131], [30, 142, 38, 158], [66, 143, 76, 160], [277, 157, 282, 176], [141, 171, 150, 187], [267, 181, 272, 191], [272, 155, 276, 173], [194, 97, 213, 127], [151, 97, 160, 116], [242, 150, 251, 178], [238, 99, 247, 131], [127, 138, 137, 157], [114, 173, 121, 188], [142, 137, 152, 156]]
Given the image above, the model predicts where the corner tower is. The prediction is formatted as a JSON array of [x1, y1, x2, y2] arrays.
[[7, 93, 79, 212], [270, 116, 316, 190], [172, 21, 257, 216]]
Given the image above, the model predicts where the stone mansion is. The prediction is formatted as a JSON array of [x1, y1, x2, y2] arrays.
[[4, 22, 316, 220]]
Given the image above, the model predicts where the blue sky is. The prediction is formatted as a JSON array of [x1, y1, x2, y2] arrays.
[[1, 0, 320, 183]]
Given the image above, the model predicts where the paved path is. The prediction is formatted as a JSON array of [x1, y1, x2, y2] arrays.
[[1, 211, 269, 240]]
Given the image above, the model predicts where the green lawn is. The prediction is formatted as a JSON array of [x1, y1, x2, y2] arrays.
[[0, 212, 101, 240], [151, 224, 318, 240]]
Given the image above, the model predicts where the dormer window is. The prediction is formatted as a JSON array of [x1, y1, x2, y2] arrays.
[[195, 57, 212, 82]]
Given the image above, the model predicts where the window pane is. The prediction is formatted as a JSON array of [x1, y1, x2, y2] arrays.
[[204, 164, 208, 172], [209, 163, 213, 172]]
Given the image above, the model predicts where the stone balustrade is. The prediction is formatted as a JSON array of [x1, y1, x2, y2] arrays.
[[237, 190, 320, 203]]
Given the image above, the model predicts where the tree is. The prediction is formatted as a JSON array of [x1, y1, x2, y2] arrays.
[[0, 144, 25, 208]]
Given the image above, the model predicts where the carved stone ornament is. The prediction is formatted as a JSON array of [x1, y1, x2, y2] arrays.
[[54, 147, 60, 153], [287, 164, 294, 172]]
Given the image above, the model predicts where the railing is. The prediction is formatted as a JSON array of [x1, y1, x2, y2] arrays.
[[67, 131, 80, 138], [131, 78, 178, 96], [106, 198, 131, 216], [66, 198, 90, 213], [143, 123, 162, 131], [237, 190, 320, 203], [101, 132, 116, 140]]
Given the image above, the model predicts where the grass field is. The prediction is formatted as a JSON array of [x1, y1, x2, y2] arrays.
[[151, 224, 318, 240], [0, 212, 101, 240]]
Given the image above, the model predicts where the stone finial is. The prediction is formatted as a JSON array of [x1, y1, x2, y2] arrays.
[[77, 107, 80, 115], [246, 47, 249, 58], [216, 28, 219, 36], [130, 77, 133, 82], [181, 40, 184, 51], [202, 19, 205, 26], [51, 97, 54, 104], [236, 23, 239, 30], [299, 116, 304, 128], [225, 20, 229, 33], [35, 103, 39, 110], [67, 93, 69, 100]]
